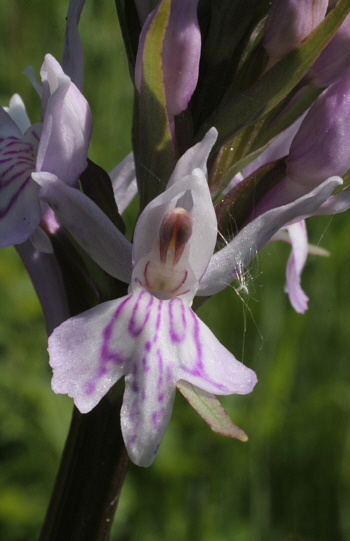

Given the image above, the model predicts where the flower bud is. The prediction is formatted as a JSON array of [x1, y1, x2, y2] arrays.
[[307, 13, 350, 87], [135, 0, 201, 116], [263, 0, 328, 60], [286, 67, 350, 186]]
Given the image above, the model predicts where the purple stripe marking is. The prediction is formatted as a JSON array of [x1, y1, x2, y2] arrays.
[[99, 295, 133, 375], [157, 349, 164, 402], [0, 165, 33, 188], [128, 290, 153, 337], [181, 309, 227, 391], [0, 176, 32, 218], [168, 297, 187, 343]]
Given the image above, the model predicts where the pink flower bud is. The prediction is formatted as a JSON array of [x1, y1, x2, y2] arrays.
[[307, 13, 350, 87], [264, 0, 328, 60], [135, 0, 201, 116], [286, 67, 350, 186]]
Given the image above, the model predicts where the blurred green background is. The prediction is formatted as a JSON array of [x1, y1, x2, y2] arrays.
[[1, 1, 350, 540]]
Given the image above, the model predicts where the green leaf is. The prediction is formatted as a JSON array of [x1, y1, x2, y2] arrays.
[[196, 0, 350, 149], [193, 0, 262, 127], [177, 380, 248, 441], [136, 0, 174, 210], [114, 0, 141, 76]]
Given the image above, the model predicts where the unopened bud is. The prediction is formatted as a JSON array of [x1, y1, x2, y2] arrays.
[[307, 13, 350, 87], [286, 67, 350, 186], [264, 0, 327, 60], [135, 0, 201, 116]]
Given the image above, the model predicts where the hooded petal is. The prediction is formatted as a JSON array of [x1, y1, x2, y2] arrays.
[[167, 127, 217, 187], [37, 54, 92, 186], [33, 172, 133, 283], [285, 221, 309, 313], [198, 176, 342, 296], [133, 168, 217, 283]]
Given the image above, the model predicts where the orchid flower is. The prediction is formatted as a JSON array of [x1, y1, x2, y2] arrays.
[[0, 54, 92, 249], [45, 125, 344, 466], [48, 128, 257, 467]]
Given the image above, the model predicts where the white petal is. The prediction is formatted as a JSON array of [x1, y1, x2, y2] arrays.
[[109, 152, 137, 213], [4, 94, 31, 134], [285, 221, 309, 314], [169, 301, 257, 395], [312, 185, 350, 215], [167, 127, 217, 187], [33, 172, 133, 283], [198, 176, 343, 296], [49, 297, 132, 413]]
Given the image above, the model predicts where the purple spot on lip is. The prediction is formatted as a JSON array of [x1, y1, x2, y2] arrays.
[[145, 341, 151, 352], [85, 381, 96, 396], [132, 362, 138, 376], [142, 356, 150, 372], [129, 434, 137, 445], [152, 411, 159, 428]]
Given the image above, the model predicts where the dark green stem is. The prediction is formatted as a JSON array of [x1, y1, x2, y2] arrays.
[[39, 386, 129, 541]]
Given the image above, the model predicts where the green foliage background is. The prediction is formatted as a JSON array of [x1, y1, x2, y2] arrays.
[[1, 1, 350, 540]]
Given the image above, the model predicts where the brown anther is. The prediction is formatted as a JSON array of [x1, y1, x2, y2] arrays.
[[159, 207, 193, 265]]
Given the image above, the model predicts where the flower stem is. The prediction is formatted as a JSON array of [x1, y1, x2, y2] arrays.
[[39, 386, 128, 541]]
